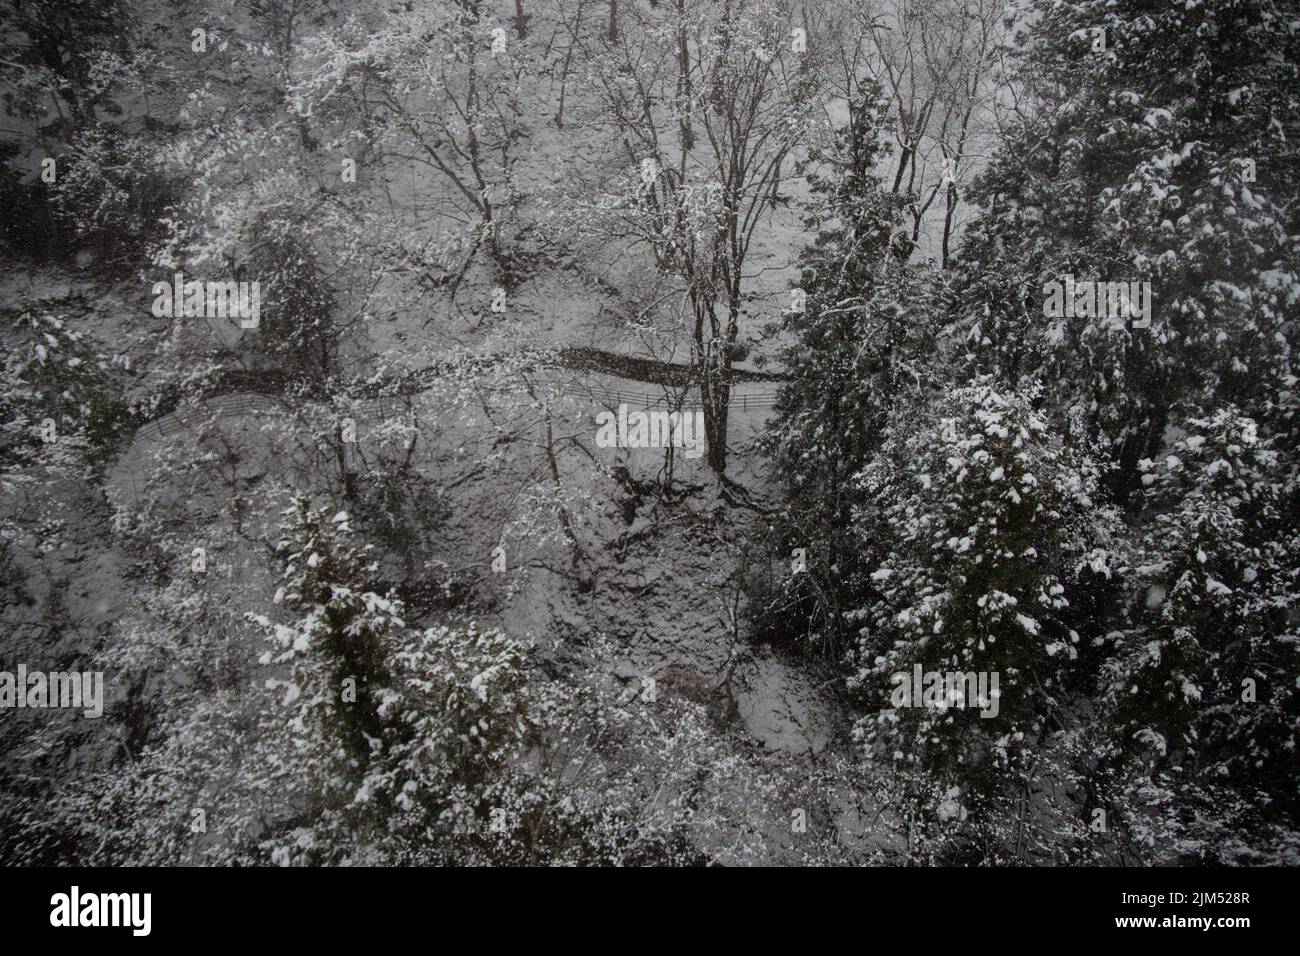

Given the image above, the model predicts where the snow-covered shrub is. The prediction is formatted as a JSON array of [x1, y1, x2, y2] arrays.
[[238, 239, 340, 390], [0, 296, 135, 481], [49, 126, 176, 267], [242, 496, 574, 864]]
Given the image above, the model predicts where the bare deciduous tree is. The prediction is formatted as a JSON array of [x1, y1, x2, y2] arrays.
[[569, 0, 828, 477]]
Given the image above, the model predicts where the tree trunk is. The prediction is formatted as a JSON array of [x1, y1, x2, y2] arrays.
[[702, 362, 731, 474], [675, 0, 693, 149], [691, 294, 732, 477]]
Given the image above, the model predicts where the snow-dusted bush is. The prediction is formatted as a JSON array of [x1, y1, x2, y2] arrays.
[[49, 126, 176, 267], [0, 297, 135, 481], [33, 496, 746, 865]]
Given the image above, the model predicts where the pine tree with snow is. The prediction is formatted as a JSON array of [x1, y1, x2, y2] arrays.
[[850, 380, 1119, 839], [1102, 408, 1300, 862], [928, 0, 1300, 863], [761, 89, 943, 655], [950, 0, 1300, 501], [246, 495, 407, 860], [250, 495, 559, 864]]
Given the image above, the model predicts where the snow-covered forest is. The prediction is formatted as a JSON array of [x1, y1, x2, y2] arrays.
[[0, 0, 1296, 867]]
